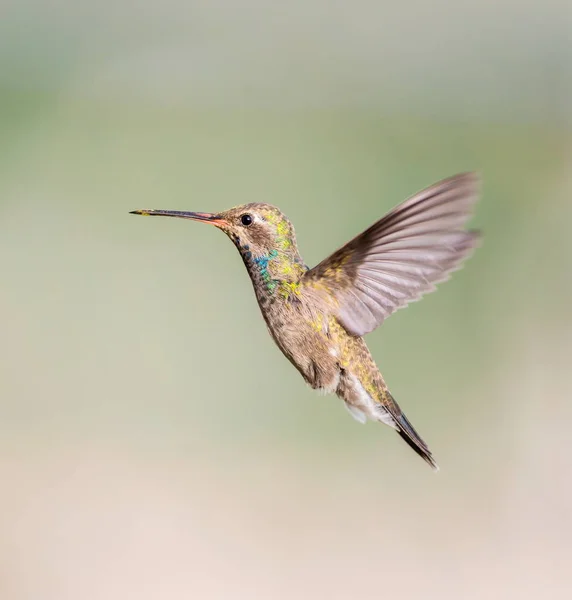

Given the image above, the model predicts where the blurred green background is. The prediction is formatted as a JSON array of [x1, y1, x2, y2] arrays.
[[1, 1, 571, 599]]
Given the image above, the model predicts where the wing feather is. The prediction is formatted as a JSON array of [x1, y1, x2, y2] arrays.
[[301, 173, 481, 337]]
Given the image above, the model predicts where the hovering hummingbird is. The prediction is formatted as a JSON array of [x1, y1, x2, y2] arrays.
[[131, 173, 481, 469]]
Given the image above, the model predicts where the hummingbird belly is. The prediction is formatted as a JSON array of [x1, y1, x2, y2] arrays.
[[261, 304, 343, 395]]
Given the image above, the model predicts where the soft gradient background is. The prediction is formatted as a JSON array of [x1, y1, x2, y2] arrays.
[[1, 2, 571, 599]]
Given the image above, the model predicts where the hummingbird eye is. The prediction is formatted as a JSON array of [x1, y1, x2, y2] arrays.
[[240, 214, 253, 226]]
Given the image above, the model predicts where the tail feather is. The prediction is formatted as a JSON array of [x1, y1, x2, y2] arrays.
[[382, 390, 439, 471], [397, 415, 439, 471]]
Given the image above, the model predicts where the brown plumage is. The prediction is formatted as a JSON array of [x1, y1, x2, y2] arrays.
[[131, 173, 481, 470]]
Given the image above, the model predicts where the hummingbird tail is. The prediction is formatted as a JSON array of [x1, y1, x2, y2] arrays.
[[383, 391, 439, 471], [395, 412, 439, 471]]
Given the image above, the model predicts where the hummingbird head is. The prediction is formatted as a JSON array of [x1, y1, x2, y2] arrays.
[[130, 203, 304, 264]]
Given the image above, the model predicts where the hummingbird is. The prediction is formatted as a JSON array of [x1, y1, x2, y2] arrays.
[[131, 173, 480, 470]]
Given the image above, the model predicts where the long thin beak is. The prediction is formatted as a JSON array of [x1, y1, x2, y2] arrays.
[[129, 209, 225, 226]]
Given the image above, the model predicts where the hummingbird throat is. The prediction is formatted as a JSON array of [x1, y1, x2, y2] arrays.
[[240, 245, 307, 299]]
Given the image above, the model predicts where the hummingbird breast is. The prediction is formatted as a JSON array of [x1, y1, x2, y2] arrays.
[[261, 298, 344, 394], [242, 247, 387, 408]]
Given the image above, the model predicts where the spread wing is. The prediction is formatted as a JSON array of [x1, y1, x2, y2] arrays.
[[301, 173, 481, 337]]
